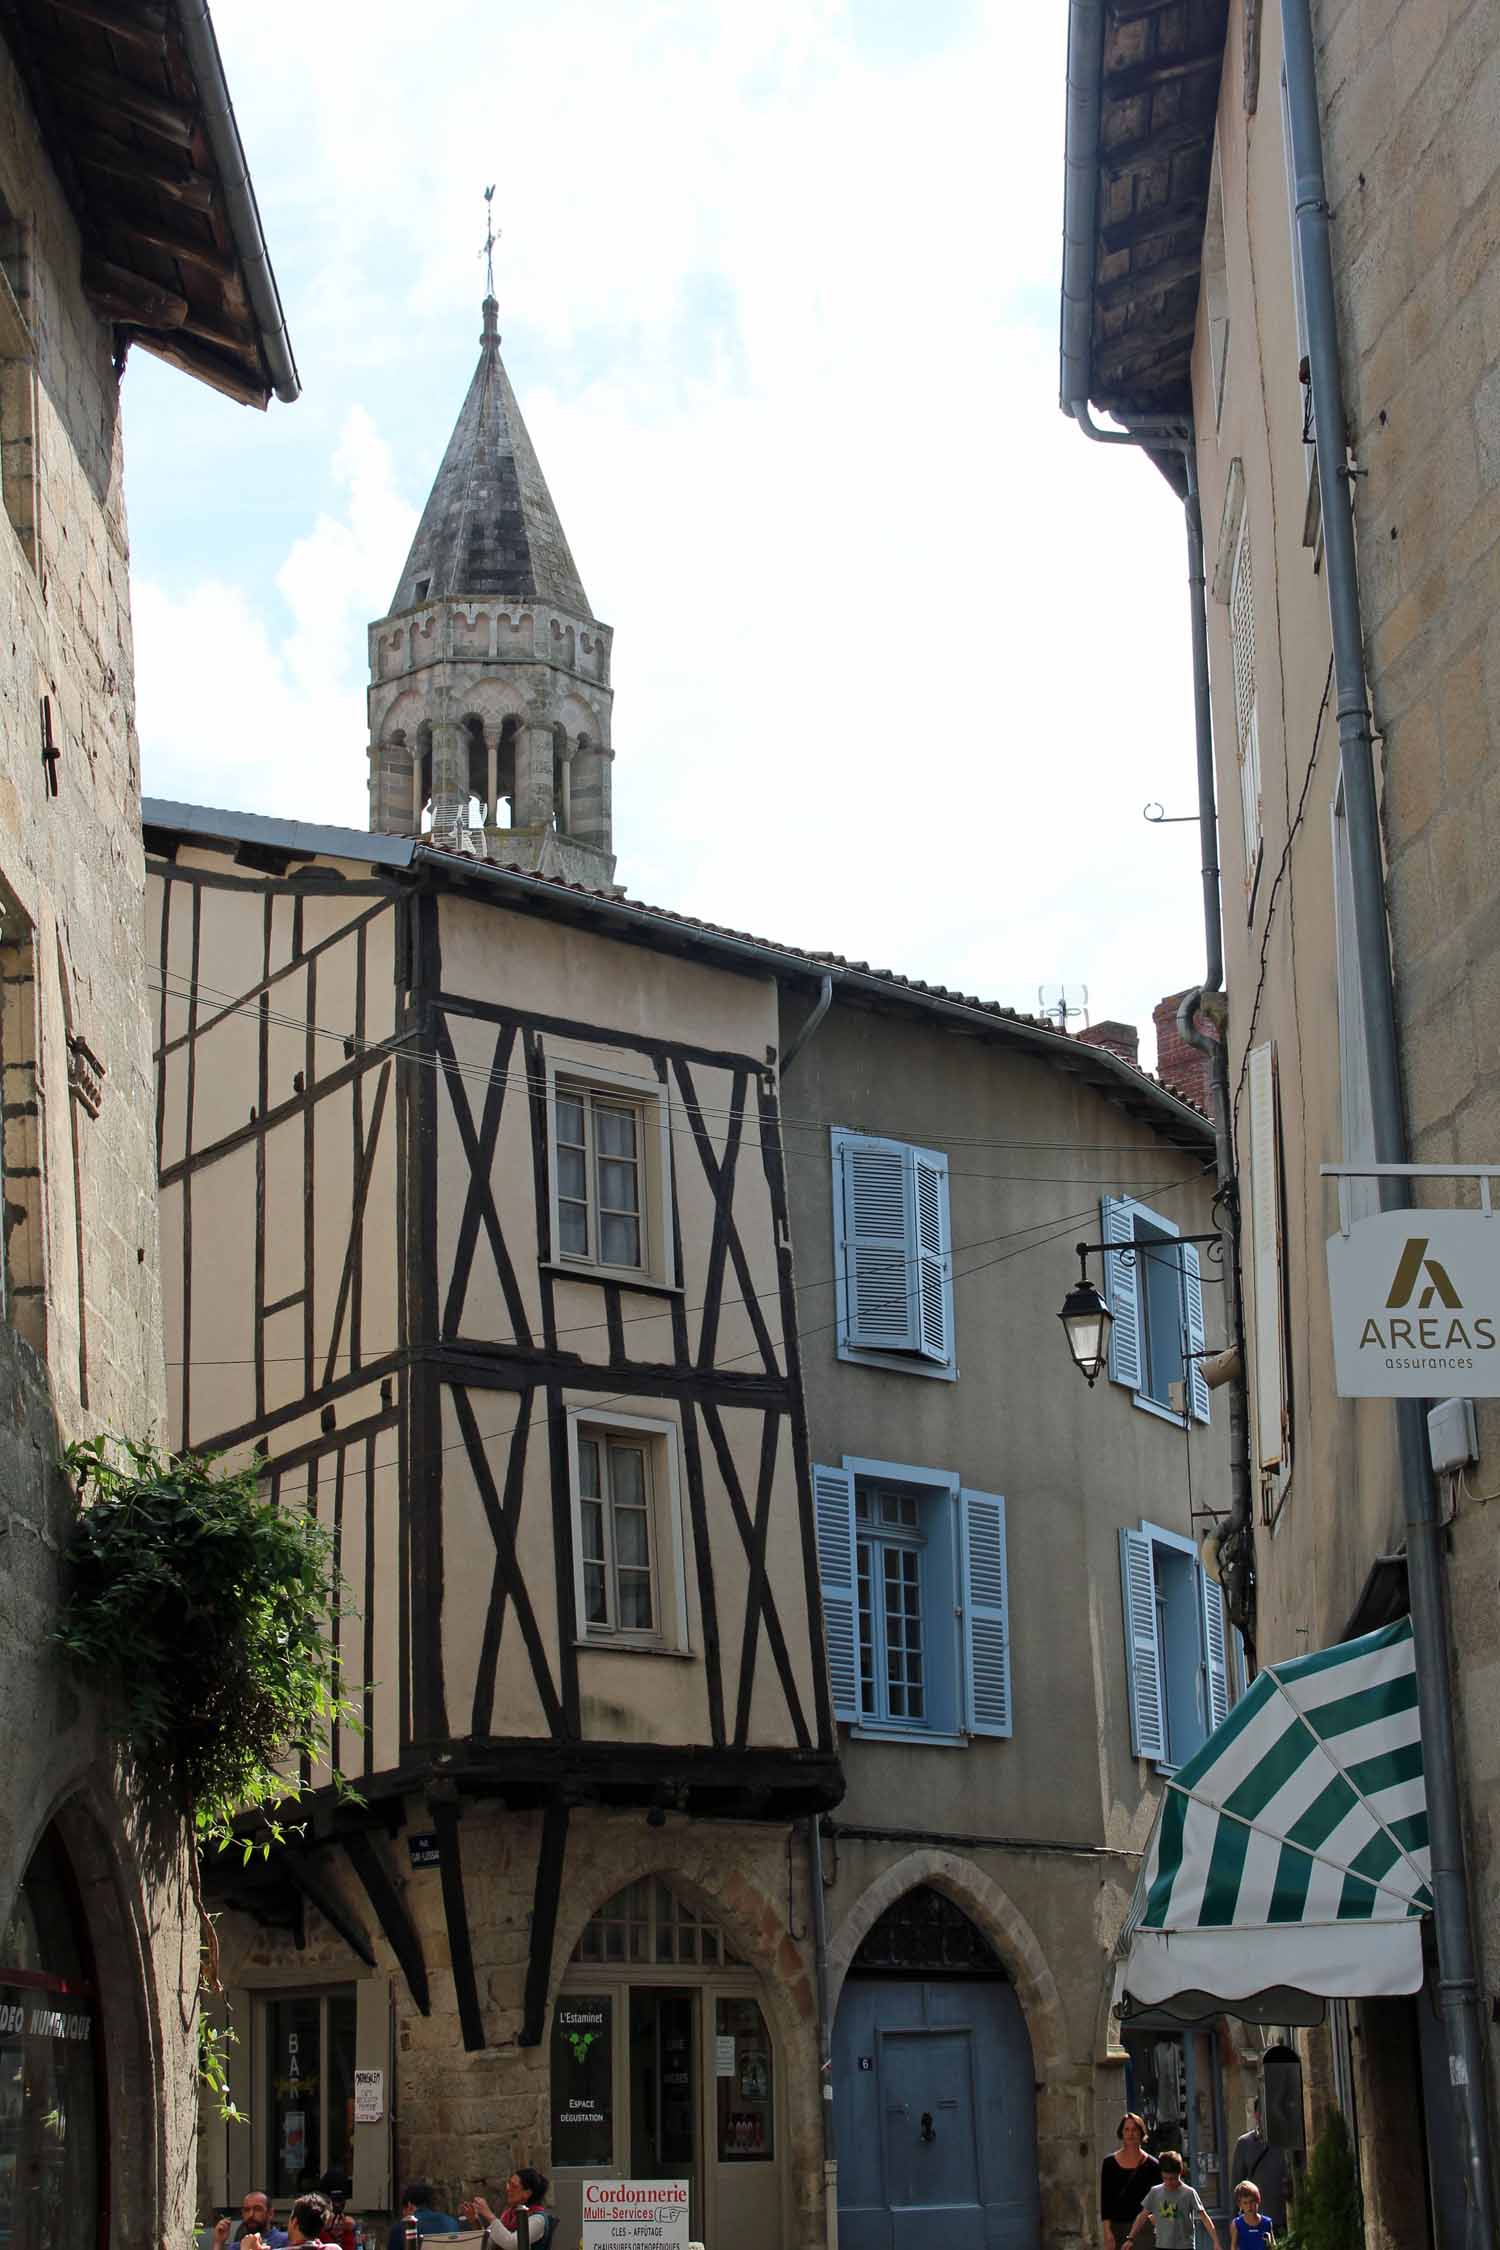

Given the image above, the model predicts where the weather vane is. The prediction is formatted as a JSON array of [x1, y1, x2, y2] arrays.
[[482, 184, 497, 297]]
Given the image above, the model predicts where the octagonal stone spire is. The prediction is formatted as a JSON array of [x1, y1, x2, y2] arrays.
[[389, 297, 593, 619]]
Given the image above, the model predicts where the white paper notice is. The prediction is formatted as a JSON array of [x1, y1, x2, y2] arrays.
[[353, 2068, 384, 2124], [714, 2035, 736, 2078]]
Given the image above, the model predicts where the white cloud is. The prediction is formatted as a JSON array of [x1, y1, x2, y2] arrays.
[[132, 0, 1208, 1065]]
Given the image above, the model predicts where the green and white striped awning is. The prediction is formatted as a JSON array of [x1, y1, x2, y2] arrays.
[[1118, 1617, 1432, 2012]]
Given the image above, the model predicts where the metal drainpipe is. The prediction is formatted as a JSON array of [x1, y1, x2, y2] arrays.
[[1281, 1, 1498, 2235], [1176, 454, 1253, 1654], [806, 1814, 839, 2250], [782, 973, 835, 1074]]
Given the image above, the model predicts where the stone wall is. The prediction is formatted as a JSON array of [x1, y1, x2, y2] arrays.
[[0, 30, 194, 2249]]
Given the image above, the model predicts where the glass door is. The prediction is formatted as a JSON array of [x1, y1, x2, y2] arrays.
[[629, 1991, 698, 2227]]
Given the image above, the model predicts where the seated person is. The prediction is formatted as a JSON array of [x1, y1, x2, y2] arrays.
[[201, 2190, 289, 2248], [387, 2180, 462, 2245], [469, 2169, 552, 2249]]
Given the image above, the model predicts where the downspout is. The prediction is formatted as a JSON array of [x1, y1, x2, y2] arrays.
[[1281, 5, 1498, 2235], [782, 972, 834, 1075], [1176, 454, 1253, 1655], [1062, 0, 1254, 1645], [806, 1815, 838, 2250]]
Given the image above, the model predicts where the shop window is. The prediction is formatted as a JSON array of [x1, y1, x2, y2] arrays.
[[571, 1879, 737, 1969], [263, 1988, 355, 2200], [0, 1825, 102, 2250], [551, 1994, 613, 2167], [715, 1998, 773, 2161]]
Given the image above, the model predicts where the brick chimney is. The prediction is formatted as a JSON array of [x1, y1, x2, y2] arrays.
[[1075, 1019, 1139, 1068], [1154, 991, 1213, 1109]]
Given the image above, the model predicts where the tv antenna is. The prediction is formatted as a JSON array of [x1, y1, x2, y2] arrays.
[[1038, 985, 1089, 1033]]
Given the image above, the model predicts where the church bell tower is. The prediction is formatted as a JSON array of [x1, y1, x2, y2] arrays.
[[367, 297, 616, 889]]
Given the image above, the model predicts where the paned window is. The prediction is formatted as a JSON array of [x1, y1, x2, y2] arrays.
[[855, 1486, 926, 1724], [262, 1987, 356, 2202], [831, 1129, 954, 1377], [1119, 1521, 1230, 1769], [571, 1878, 734, 1967], [1100, 1195, 1210, 1425], [578, 1428, 654, 1633], [557, 1087, 643, 1269], [814, 1461, 1009, 1740]]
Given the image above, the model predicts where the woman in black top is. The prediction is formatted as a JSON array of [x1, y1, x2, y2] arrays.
[[1101, 2112, 1162, 2249]]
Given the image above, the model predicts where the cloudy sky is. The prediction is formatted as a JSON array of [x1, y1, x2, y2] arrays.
[[123, 0, 1206, 1067]]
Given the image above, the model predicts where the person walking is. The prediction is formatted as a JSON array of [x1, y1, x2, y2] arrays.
[[1230, 2180, 1275, 2248], [468, 2168, 552, 2249], [1102, 2112, 1162, 2250], [1125, 2150, 1220, 2249]]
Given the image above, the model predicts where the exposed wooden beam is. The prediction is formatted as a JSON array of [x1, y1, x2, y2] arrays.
[[521, 1804, 570, 2047], [344, 1832, 430, 2016], [103, 200, 234, 278], [82, 252, 186, 326], [282, 1850, 377, 1968], [1100, 115, 1213, 176], [431, 1798, 486, 2053], [52, 60, 197, 146], [73, 129, 215, 208], [1105, 43, 1225, 103], [132, 329, 269, 408], [1100, 198, 1207, 255], [47, 0, 169, 45], [1095, 248, 1205, 312]]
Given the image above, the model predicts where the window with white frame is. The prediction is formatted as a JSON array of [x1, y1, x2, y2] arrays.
[[548, 1066, 672, 1282], [569, 1412, 687, 1649], [813, 1459, 1009, 1741], [1119, 1520, 1230, 1770], [831, 1129, 955, 1378], [1100, 1195, 1210, 1425], [1229, 508, 1263, 900]]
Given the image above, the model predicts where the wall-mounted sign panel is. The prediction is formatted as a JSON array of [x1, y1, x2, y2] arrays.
[[582, 2179, 690, 2250], [1327, 1209, 1500, 1397]]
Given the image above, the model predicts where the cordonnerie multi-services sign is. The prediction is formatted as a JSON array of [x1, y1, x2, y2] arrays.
[[1327, 1208, 1500, 1397]]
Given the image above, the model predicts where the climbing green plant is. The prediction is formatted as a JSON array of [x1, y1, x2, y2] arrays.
[[53, 1437, 360, 2112], [1283, 2108, 1363, 2250]]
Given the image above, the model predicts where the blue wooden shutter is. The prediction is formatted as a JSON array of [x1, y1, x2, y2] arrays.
[[1102, 1195, 1142, 1390], [1119, 1527, 1166, 1761], [960, 1489, 1011, 1737], [1182, 1243, 1211, 1422], [912, 1147, 953, 1366], [813, 1463, 860, 1722], [840, 1136, 918, 1351], [1199, 1563, 1230, 1733]]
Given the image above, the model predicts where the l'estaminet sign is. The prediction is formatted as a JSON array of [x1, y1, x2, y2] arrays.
[[1327, 1208, 1500, 1397]]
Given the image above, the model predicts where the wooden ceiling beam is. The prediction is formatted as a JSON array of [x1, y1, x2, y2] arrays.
[[1093, 322, 1197, 378], [103, 201, 234, 278], [82, 251, 186, 327], [46, 0, 169, 46], [132, 330, 269, 408], [1096, 248, 1205, 311], [1100, 197, 1207, 254], [1105, 43, 1224, 103], [52, 60, 197, 146], [73, 129, 215, 208], [1100, 115, 1212, 175]]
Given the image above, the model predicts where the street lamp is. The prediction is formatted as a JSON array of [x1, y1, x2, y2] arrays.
[[1058, 1247, 1113, 1386]]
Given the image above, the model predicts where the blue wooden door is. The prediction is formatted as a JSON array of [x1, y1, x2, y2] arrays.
[[835, 1978, 1041, 2250]]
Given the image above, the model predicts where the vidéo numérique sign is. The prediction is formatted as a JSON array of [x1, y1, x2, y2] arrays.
[[1326, 1208, 1500, 1397]]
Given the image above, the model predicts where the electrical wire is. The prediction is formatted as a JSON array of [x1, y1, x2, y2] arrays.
[[151, 966, 1208, 1161], [166, 1168, 1209, 1367]]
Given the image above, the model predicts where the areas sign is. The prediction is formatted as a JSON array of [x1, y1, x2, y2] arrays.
[[1327, 1208, 1500, 1397], [581, 2179, 690, 2250]]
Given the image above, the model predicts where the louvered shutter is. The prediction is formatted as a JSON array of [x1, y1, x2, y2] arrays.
[[1199, 1564, 1230, 1733], [912, 1147, 953, 1366], [812, 1464, 860, 1723], [1119, 1527, 1166, 1762], [841, 1137, 918, 1351], [1102, 1195, 1143, 1391], [1247, 1043, 1288, 1469], [1182, 1244, 1211, 1423], [960, 1489, 1011, 1737]]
